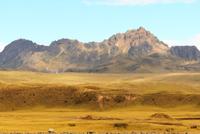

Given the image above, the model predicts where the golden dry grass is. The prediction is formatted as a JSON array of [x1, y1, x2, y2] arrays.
[[0, 71, 200, 94], [1, 106, 200, 132], [0, 71, 200, 132]]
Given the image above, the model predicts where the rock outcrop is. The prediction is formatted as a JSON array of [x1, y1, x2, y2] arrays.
[[170, 46, 200, 61]]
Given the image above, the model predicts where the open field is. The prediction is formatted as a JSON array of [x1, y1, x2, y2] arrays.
[[0, 71, 200, 132], [1, 71, 200, 94], [1, 107, 200, 133]]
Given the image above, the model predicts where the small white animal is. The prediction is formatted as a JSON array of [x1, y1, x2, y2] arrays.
[[48, 128, 55, 133]]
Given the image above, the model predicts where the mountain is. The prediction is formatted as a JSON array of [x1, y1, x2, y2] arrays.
[[0, 39, 47, 69], [0, 27, 200, 73], [170, 46, 200, 60]]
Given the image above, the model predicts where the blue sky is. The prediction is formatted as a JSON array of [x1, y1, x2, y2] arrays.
[[0, 0, 200, 51]]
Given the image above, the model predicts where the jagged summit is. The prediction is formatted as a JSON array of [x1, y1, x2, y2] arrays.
[[0, 27, 200, 73], [50, 38, 81, 46], [126, 26, 146, 33], [105, 27, 169, 54], [138, 26, 146, 30]]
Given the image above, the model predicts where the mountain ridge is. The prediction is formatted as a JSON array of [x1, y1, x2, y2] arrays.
[[0, 27, 200, 73]]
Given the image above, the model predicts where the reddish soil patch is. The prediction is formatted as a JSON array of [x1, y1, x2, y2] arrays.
[[79, 115, 122, 120], [150, 113, 173, 120]]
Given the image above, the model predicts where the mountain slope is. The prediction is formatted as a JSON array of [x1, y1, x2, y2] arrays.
[[0, 27, 200, 73], [170, 46, 200, 60], [0, 39, 47, 69]]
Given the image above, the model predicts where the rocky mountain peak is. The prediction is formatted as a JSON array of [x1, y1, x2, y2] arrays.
[[50, 38, 81, 46], [137, 26, 147, 32], [170, 46, 200, 60], [126, 27, 149, 35], [1, 39, 38, 54], [126, 27, 147, 33], [105, 27, 169, 54]]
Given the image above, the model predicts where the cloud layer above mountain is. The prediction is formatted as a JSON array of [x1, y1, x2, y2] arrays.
[[0, 43, 5, 52], [83, 0, 195, 5], [165, 33, 200, 49]]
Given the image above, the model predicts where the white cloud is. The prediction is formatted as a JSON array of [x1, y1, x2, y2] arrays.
[[0, 42, 6, 52], [165, 34, 200, 50], [83, 0, 195, 6]]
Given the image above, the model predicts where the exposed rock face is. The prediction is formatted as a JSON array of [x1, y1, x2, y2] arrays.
[[0, 39, 47, 69], [103, 27, 168, 55], [170, 46, 200, 60], [0, 27, 200, 72]]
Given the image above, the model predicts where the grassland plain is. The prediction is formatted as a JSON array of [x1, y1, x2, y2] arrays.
[[0, 71, 200, 132]]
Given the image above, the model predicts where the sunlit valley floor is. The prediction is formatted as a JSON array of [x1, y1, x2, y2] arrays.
[[0, 72, 200, 133]]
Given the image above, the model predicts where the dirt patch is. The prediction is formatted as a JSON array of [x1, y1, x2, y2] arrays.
[[150, 113, 173, 120], [176, 117, 200, 120], [149, 122, 183, 126], [79, 115, 122, 120], [80, 115, 94, 120]]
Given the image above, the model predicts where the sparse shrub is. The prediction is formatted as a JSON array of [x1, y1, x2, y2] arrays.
[[86, 131, 95, 134], [74, 91, 97, 104], [113, 123, 128, 128], [165, 128, 174, 132], [68, 123, 76, 127], [114, 95, 126, 103], [190, 124, 198, 129]]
